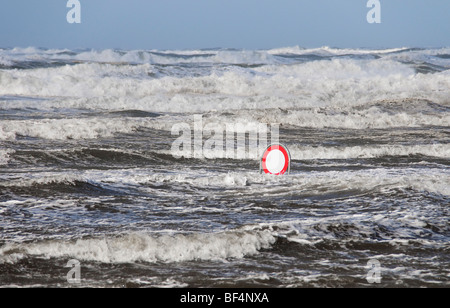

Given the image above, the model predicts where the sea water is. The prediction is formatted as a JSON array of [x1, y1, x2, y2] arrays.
[[0, 46, 449, 287]]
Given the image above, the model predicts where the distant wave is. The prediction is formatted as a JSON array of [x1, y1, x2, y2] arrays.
[[1, 47, 449, 117], [1, 45, 450, 66]]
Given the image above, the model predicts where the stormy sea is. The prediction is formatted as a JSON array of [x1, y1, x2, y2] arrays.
[[0, 46, 449, 288]]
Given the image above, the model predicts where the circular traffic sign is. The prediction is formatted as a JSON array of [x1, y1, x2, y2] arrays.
[[260, 144, 290, 175]]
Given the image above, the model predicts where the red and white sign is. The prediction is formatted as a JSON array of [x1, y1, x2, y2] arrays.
[[260, 144, 290, 175]]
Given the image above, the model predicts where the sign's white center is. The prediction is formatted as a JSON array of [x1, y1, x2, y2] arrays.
[[266, 149, 285, 174]]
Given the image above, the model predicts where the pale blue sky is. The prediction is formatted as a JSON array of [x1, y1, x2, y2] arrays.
[[1, 0, 449, 50]]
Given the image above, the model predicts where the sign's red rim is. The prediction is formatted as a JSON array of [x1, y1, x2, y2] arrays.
[[261, 144, 290, 175]]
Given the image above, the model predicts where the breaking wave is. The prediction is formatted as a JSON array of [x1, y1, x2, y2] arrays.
[[0, 229, 276, 264]]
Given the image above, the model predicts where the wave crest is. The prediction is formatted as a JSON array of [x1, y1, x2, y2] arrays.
[[0, 230, 276, 264]]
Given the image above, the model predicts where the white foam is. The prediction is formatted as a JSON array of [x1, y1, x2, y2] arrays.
[[0, 56, 13, 67], [1, 166, 447, 265], [82, 165, 450, 197], [256, 58, 416, 79], [289, 144, 450, 160], [0, 47, 72, 67], [1, 55, 449, 116], [1, 146, 448, 196], [123, 170, 250, 188], [256, 168, 450, 197], [383, 47, 450, 69], [0, 149, 14, 165], [206, 106, 450, 130], [0, 47, 280, 66], [0, 230, 276, 264], [160, 141, 450, 161], [0, 171, 84, 188], [0, 117, 154, 140], [267, 46, 412, 56], [213, 50, 279, 65]]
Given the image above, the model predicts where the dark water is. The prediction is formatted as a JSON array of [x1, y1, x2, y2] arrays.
[[0, 47, 449, 288]]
